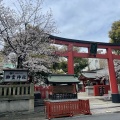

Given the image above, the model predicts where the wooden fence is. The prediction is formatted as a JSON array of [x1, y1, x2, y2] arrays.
[[45, 99, 91, 120]]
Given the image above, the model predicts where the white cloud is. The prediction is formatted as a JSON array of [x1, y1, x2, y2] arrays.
[[43, 0, 120, 42], [3, 0, 120, 42]]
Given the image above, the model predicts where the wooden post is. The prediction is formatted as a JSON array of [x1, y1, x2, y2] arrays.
[[68, 44, 74, 74], [107, 48, 120, 103]]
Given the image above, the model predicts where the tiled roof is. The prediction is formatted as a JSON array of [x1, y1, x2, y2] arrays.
[[81, 72, 97, 79], [47, 74, 79, 84], [3, 63, 15, 69]]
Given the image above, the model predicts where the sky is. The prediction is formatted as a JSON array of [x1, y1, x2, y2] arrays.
[[3, 0, 120, 43], [42, 0, 120, 43]]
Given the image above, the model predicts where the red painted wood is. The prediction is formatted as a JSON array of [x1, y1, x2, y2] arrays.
[[55, 51, 68, 57], [112, 54, 120, 59], [107, 48, 119, 94], [34, 86, 52, 99], [73, 52, 109, 59], [54, 39, 120, 50], [45, 99, 91, 119], [93, 85, 110, 96], [68, 44, 74, 74]]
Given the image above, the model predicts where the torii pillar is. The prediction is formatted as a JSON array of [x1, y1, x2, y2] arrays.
[[68, 44, 74, 74], [107, 48, 120, 103]]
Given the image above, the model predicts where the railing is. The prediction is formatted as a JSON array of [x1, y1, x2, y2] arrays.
[[0, 84, 34, 99], [45, 99, 91, 120], [34, 86, 77, 100], [49, 93, 77, 100], [34, 85, 51, 99]]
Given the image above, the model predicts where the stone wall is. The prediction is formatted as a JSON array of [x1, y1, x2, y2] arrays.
[[0, 84, 34, 113]]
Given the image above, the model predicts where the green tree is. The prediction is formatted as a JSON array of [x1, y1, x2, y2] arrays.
[[109, 20, 120, 54], [73, 47, 88, 76], [52, 58, 88, 75], [74, 58, 88, 76], [51, 46, 88, 75], [59, 60, 67, 73], [51, 60, 67, 74]]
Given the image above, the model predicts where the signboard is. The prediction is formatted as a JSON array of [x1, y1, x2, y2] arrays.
[[90, 43, 97, 55], [3, 69, 28, 82]]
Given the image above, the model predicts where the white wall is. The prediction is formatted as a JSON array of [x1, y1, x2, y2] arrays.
[[83, 58, 100, 71]]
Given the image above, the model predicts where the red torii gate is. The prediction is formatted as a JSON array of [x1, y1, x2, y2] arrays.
[[50, 35, 120, 103]]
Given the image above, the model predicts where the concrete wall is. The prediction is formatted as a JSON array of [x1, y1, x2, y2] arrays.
[[0, 84, 34, 113], [118, 84, 120, 93], [85, 86, 94, 96], [0, 99, 34, 112]]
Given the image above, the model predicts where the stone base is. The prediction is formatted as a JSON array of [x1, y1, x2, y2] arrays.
[[85, 86, 94, 96], [0, 99, 34, 113], [111, 94, 120, 103]]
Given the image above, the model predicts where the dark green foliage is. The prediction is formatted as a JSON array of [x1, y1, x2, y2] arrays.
[[74, 58, 88, 76], [52, 61, 67, 73], [109, 20, 120, 43], [52, 62, 60, 70], [109, 20, 120, 54], [60, 61, 67, 73], [52, 58, 88, 76]]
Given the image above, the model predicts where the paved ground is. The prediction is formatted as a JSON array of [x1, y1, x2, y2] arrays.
[[0, 106, 46, 120], [0, 92, 120, 120], [78, 92, 120, 114], [53, 113, 120, 120]]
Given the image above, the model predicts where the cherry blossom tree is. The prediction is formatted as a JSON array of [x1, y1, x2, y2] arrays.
[[114, 60, 120, 84], [0, 0, 58, 83], [93, 60, 120, 84]]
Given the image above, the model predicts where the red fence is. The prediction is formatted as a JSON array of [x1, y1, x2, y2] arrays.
[[34, 86, 51, 99], [94, 85, 110, 96], [45, 99, 91, 120]]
